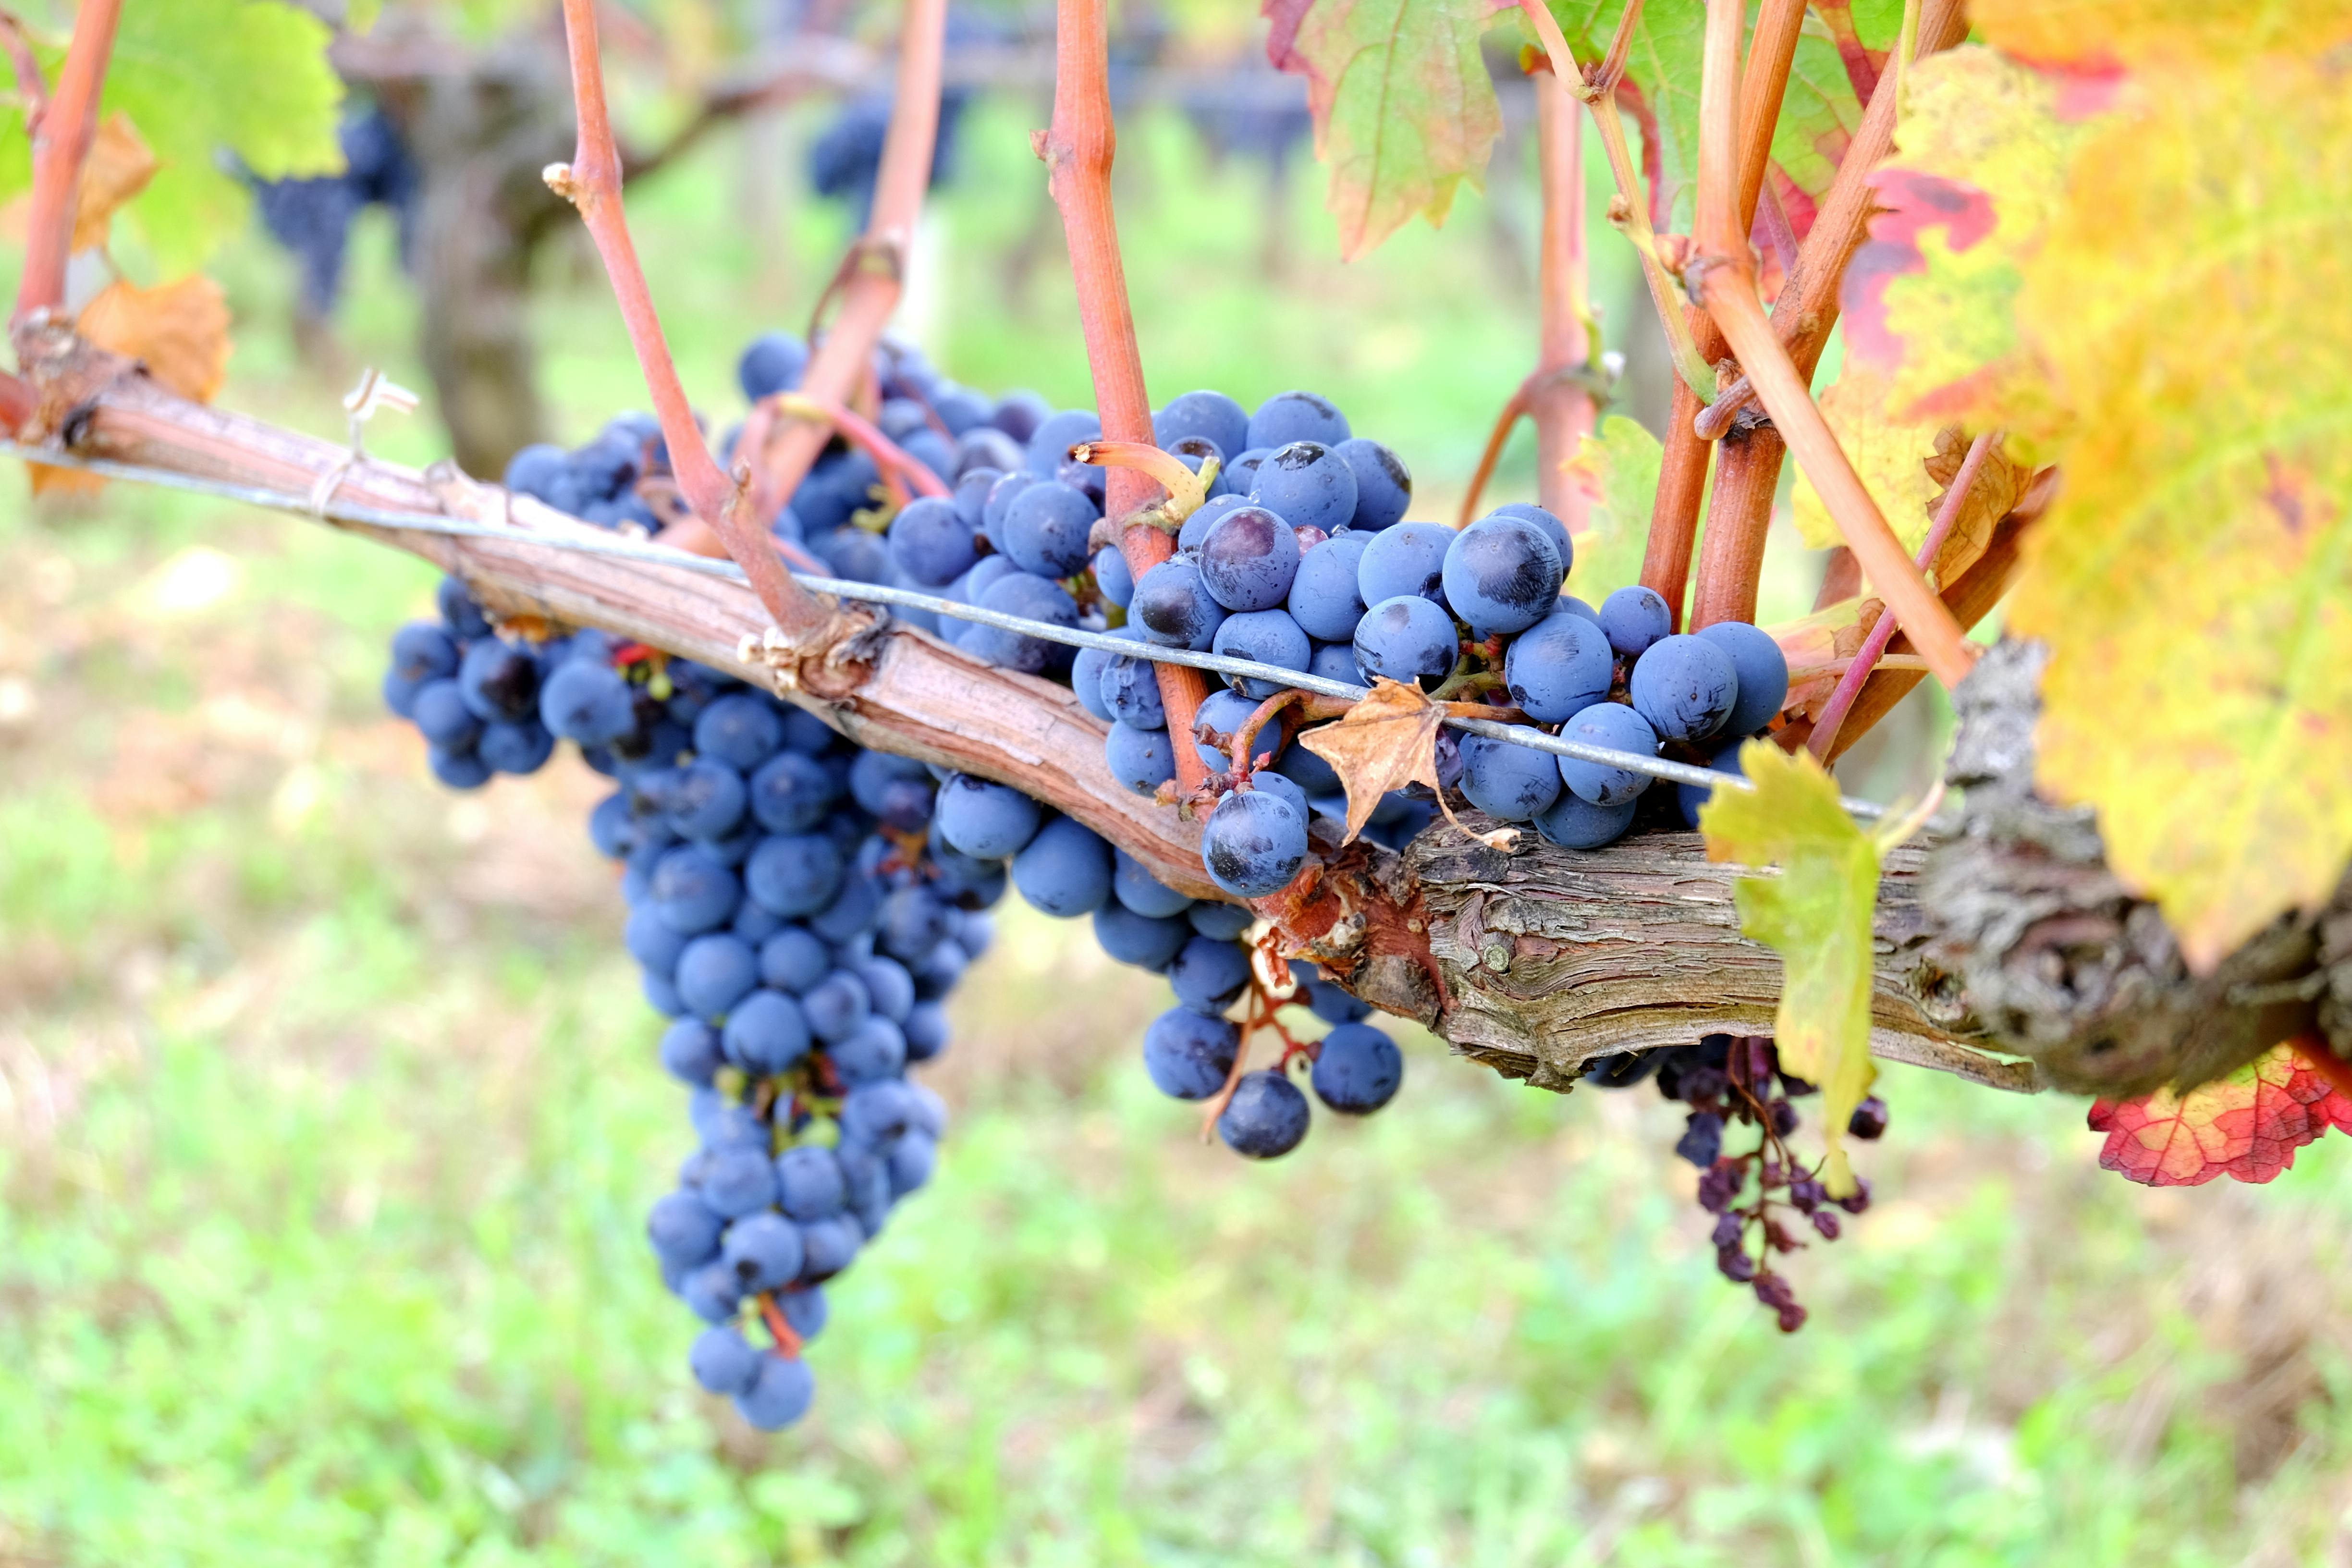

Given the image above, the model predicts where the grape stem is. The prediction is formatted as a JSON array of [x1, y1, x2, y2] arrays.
[[1688, 0, 1973, 689], [1638, 0, 1805, 630], [11, 0, 120, 327], [546, 0, 825, 644], [1227, 689, 1348, 780], [742, 0, 950, 540], [0, 11, 46, 131], [1197, 985, 1262, 1140], [1041, 0, 1212, 794], [768, 391, 952, 504], [1070, 439, 1215, 521], [755, 1291, 805, 1358], [1807, 429, 1999, 758], [1686, 0, 1970, 633]]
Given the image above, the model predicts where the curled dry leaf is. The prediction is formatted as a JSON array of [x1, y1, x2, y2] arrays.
[[72, 112, 159, 254], [1298, 679, 1449, 845], [78, 276, 233, 404], [2087, 1038, 2352, 1188]]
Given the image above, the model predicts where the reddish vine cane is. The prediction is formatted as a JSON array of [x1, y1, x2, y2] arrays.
[[548, 0, 824, 642], [746, 0, 950, 532], [11, 0, 119, 327], [1041, 0, 1212, 793]]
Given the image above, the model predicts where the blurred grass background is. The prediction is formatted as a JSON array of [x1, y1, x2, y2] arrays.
[[2, 92, 2351, 1567]]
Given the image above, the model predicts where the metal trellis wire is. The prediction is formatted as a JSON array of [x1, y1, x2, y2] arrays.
[[0, 440, 1908, 822]]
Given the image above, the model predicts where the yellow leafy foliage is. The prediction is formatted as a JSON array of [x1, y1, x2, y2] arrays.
[[1865, 48, 2090, 449], [1791, 364, 1941, 556], [1969, 0, 2352, 69], [2004, 57, 2352, 969], [1697, 742, 1883, 1196]]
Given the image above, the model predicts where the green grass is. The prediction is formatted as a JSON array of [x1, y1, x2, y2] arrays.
[[3, 100, 2351, 1568]]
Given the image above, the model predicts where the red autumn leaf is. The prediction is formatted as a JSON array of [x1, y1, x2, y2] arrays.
[[2086, 1039, 2352, 1188]]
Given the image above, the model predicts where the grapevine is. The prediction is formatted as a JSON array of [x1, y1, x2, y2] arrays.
[[6, 0, 2352, 1463]]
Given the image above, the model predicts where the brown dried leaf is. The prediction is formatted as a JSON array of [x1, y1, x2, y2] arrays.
[[78, 276, 232, 404], [27, 463, 108, 499], [1298, 679, 1446, 845], [72, 113, 159, 253], [1922, 428, 2026, 585]]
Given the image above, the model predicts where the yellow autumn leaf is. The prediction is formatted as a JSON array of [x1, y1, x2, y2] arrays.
[[1848, 48, 2091, 450], [2005, 56, 2352, 969], [1697, 742, 1885, 1197], [1969, 0, 2352, 70], [1560, 414, 1659, 603], [1791, 364, 1941, 556]]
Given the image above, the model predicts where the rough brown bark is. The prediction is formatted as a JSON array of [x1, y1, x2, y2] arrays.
[[1918, 640, 2352, 1099]]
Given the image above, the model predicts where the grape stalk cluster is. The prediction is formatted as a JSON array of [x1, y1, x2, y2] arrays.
[[1582, 1036, 1887, 1330]]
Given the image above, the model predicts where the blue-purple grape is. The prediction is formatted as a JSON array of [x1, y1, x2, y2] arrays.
[[1216, 1070, 1310, 1158], [1011, 816, 1113, 916], [1153, 389, 1251, 457], [1533, 785, 1637, 849], [1556, 702, 1661, 807], [1311, 1022, 1401, 1113], [1504, 611, 1615, 723], [1629, 633, 1740, 743], [1106, 720, 1179, 795], [1247, 440, 1358, 535], [935, 773, 1043, 859], [1198, 504, 1302, 612], [1201, 788, 1308, 898], [1599, 585, 1673, 658], [1456, 727, 1565, 821], [1442, 513, 1565, 636], [1000, 480, 1099, 578], [1695, 620, 1789, 737], [886, 495, 980, 587], [1353, 594, 1459, 687], [1143, 1006, 1240, 1099], [1335, 438, 1411, 530], [1287, 531, 1371, 641], [1247, 389, 1349, 450], [1213, 609, 1312, 698], [1132, 557, 1227, 650], [1356, 521, 1454, 606]]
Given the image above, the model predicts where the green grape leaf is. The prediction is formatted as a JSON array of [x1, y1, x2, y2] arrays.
[[101, 0, 344, 270], [1264, 0, 1510, 259], [1808, 0, 1904, 101], [1539, 0, 1869, 233], [1701, 741, 1906, 1196], [1560, 413, 1659, 601]]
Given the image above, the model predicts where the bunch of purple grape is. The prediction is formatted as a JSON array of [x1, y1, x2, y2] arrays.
[[382, 569, 981, 1430], [994, 383, 1799, 901], [1581, 1036, 1887, 1331]]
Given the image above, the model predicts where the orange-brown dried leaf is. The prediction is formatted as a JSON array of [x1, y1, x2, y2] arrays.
[[78, 276, 232, 404], [1298, 679, 1446, 845], [27, 462, 108, 499], [2086, 1038, 2352, 1187], [71, 113, 159, 253]]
